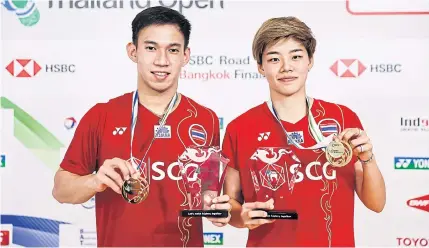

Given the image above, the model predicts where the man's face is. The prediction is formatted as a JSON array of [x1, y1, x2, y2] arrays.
[[128, 24, 190, 92], [258, 37, 313, 97]]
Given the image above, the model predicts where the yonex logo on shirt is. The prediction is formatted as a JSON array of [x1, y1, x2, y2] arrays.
[[258, 132, 270, 141], [113, 127, 127, 135]]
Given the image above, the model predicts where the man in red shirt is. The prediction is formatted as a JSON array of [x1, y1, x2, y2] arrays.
[[52, 6, 231, 247], [222, 17, 386, 247]]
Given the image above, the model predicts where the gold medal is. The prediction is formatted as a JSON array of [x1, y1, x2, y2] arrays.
[[326, 140, 353, 167], [121, 177, 149, 204], [123, 91, 177, 204]]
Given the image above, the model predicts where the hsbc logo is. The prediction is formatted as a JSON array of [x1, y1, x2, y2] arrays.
[[6, 59, 41, 77], [5, 59, 76, 77], [330, 59, 401, 78], [330, 59, 366, 78], [407, 194, 429, 213]]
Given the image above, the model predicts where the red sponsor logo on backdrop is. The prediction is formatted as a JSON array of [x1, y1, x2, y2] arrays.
[[346, 0, 429, 15], [5, 59, 76, 78], [397, 238, 429, 247], [330, 59, 366, 78], [407, 194, 429, 212], [0, 230, 10, 246], [330, 59, 402, 78], [6, 59, 41, 77]]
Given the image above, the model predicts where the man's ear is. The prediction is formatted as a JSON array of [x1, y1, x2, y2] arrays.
[[127, 42, 137, 63], [182, 47, 191, 67]]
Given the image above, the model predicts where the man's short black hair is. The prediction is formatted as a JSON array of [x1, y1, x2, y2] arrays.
[[132, 6, 192, 49]]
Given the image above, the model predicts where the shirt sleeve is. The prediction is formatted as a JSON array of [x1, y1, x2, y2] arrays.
[[59, 103, 104, 176]]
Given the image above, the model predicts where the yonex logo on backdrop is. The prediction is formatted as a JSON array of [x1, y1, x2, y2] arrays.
[[394, 157, 429, 170], [203, 232, 223, 245]]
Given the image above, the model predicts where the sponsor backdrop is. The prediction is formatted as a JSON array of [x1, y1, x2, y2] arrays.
[[1, 0, 429, 247]]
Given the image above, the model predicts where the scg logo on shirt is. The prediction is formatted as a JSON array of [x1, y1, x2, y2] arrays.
[[290, 162, 336, 183], [203, 232, 223, 245], [151, 161, 198, 181]]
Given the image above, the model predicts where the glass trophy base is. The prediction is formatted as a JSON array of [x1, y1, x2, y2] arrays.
[[252, 210, 298, 220], [181, 210, 229, 218]]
